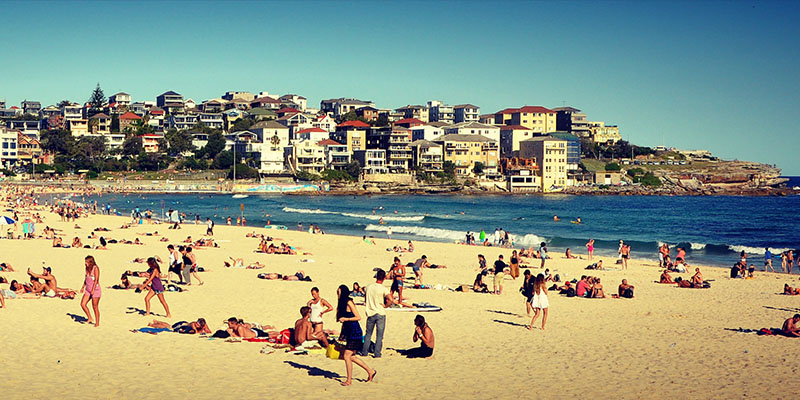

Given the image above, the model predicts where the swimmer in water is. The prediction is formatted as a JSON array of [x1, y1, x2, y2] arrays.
[[553, 215, 559, 221], [576, 217, 582, 224]]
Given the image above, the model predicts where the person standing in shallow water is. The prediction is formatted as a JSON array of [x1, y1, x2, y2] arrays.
[[80, 255, 101, 327]]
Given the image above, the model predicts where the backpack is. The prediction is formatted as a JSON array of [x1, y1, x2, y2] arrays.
[[566, 287, 576, 297]]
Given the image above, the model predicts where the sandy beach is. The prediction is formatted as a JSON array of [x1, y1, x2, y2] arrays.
[[1, 196, 799, 399]]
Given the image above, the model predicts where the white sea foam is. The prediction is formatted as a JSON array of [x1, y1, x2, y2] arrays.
[[365, 224, 547, 246], [690, 242, 707, 250], [282, 207, 424, 222], [728, 245, 792, 254]]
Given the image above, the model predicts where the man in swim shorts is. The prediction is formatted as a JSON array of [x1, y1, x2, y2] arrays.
[[493, 255, 507, 295], [781, 314, 800, 337]]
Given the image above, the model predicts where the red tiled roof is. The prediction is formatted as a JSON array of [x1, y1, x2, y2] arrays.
[[338, 120, 369, 128], [317, 139, 342, 146], [518, 106, 554, 114], [251, 96, 280, 104], [495, 106, 554, 115], [10, 106, 19, 109], [149, 109, 165, 115], [119, 112, 142, 120], [395, 118, 424, 125], [277, 107, 300, 114], [296, 127, 327, 134], [500, 125, 532, 130]]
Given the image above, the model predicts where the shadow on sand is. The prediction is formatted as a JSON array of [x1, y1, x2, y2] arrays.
[[284, 361, 342, 380]]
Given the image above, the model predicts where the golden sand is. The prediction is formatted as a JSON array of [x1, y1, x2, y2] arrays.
[[1, 204, 798, 399]]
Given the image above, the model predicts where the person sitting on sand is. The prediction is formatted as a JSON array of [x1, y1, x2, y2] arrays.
[[660, 270, 675, 284], [691, 268, 704, 286], [52, 237, 63, 248], [362, 236, 376, 245], [294, 306, 329, 349], [72, 237, 83, 248], [781, 314, 800, 337], [618, 279, 635, 298], [352, 282, 366, 297], [784, 284, 800, 295], [406, 314, 435, 358], [28, 267, 75, 298], [565, 248, 578, 259], [473, 273, 489, 293], [576, 276, 590, 297], [590, 278, 605, 298]]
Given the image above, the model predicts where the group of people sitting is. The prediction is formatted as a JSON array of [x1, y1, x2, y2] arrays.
[[730, 261, 755, 279], [257, 240, 297, 255], [658, 268, 708, 288], [388, 240, 415, 253], [1, 267, 77, 299]]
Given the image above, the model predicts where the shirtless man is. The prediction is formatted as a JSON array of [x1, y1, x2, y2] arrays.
[[294, 306, 329, 349], [618, 279, 634, 298], [660, 270, 674, 284], [781, 314, 800, 337], [390, 257, 406, 304], [409, 314, 435, 358], [27, 267, 67, 297], [691, 268, 704, 287]]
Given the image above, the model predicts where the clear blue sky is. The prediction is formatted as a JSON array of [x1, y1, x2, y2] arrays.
[[2, 1, 798, 174]]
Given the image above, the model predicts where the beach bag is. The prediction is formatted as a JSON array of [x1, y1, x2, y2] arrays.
[[566, 288, 576, 297], [326, 342, 345, 359], [278, 329, 293, 345]]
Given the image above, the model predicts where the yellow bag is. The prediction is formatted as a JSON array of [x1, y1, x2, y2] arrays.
[[326, 343, 344, 360]]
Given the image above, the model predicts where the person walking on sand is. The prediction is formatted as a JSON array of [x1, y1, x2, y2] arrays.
[[206, 218, 214, 236], [539, 242, 548, 269], [185, 247, 203, 285], [620, 243, 630, 270], [493, 255, 507, 294], [143, 257, 171, 318], [361, 269, 393, 358], [80, 255, 101, 327], [586, 239, 595, 261], [336, 285, 376, 386], [528, 274, 549, 331], [764, 248, 775, 273]]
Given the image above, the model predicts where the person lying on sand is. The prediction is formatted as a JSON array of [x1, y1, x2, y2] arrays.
[[225, 257, 245, 268], [148, 318, 211, 334], [784, 284, 800, 295], [782, 314, 800, 337], [137, 231, 160, 236], [132, 256, 163, 264], [257, 271, 311, 281], [226, 318, 270, 339], [111, 274, 147, 290], [0, 262, 15, 272], [660, 270, 675, 284], [585, 260, 603, 270]]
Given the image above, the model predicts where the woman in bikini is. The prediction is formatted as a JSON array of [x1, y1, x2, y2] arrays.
[[307, 287, 333, 337], [79, 255, 101, 327], [586, 239, 595, 261], [143, 257, 171, 318]]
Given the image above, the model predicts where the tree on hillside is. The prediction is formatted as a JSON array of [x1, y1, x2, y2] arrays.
[[122, 135, 143, 156], [202, 131, 226, 159], [232, 117, 254, 132], [344, 161, 361, 179], [165, 128, 195, 155], [212, 150, 234, 169], [87, 83, 106, 111], [473, 162, 485, 175], [57, 100, 72, 108], [39, 129, 75, 154], [74, 136, 107, 159]]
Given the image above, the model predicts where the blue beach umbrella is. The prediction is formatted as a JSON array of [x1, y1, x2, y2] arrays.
[[0, 216, 15, 225]]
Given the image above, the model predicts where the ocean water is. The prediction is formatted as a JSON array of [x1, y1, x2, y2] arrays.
[[68, 189, 800, 269]]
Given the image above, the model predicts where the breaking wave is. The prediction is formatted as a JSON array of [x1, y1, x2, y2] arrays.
[[282, 207, 424, 222]]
